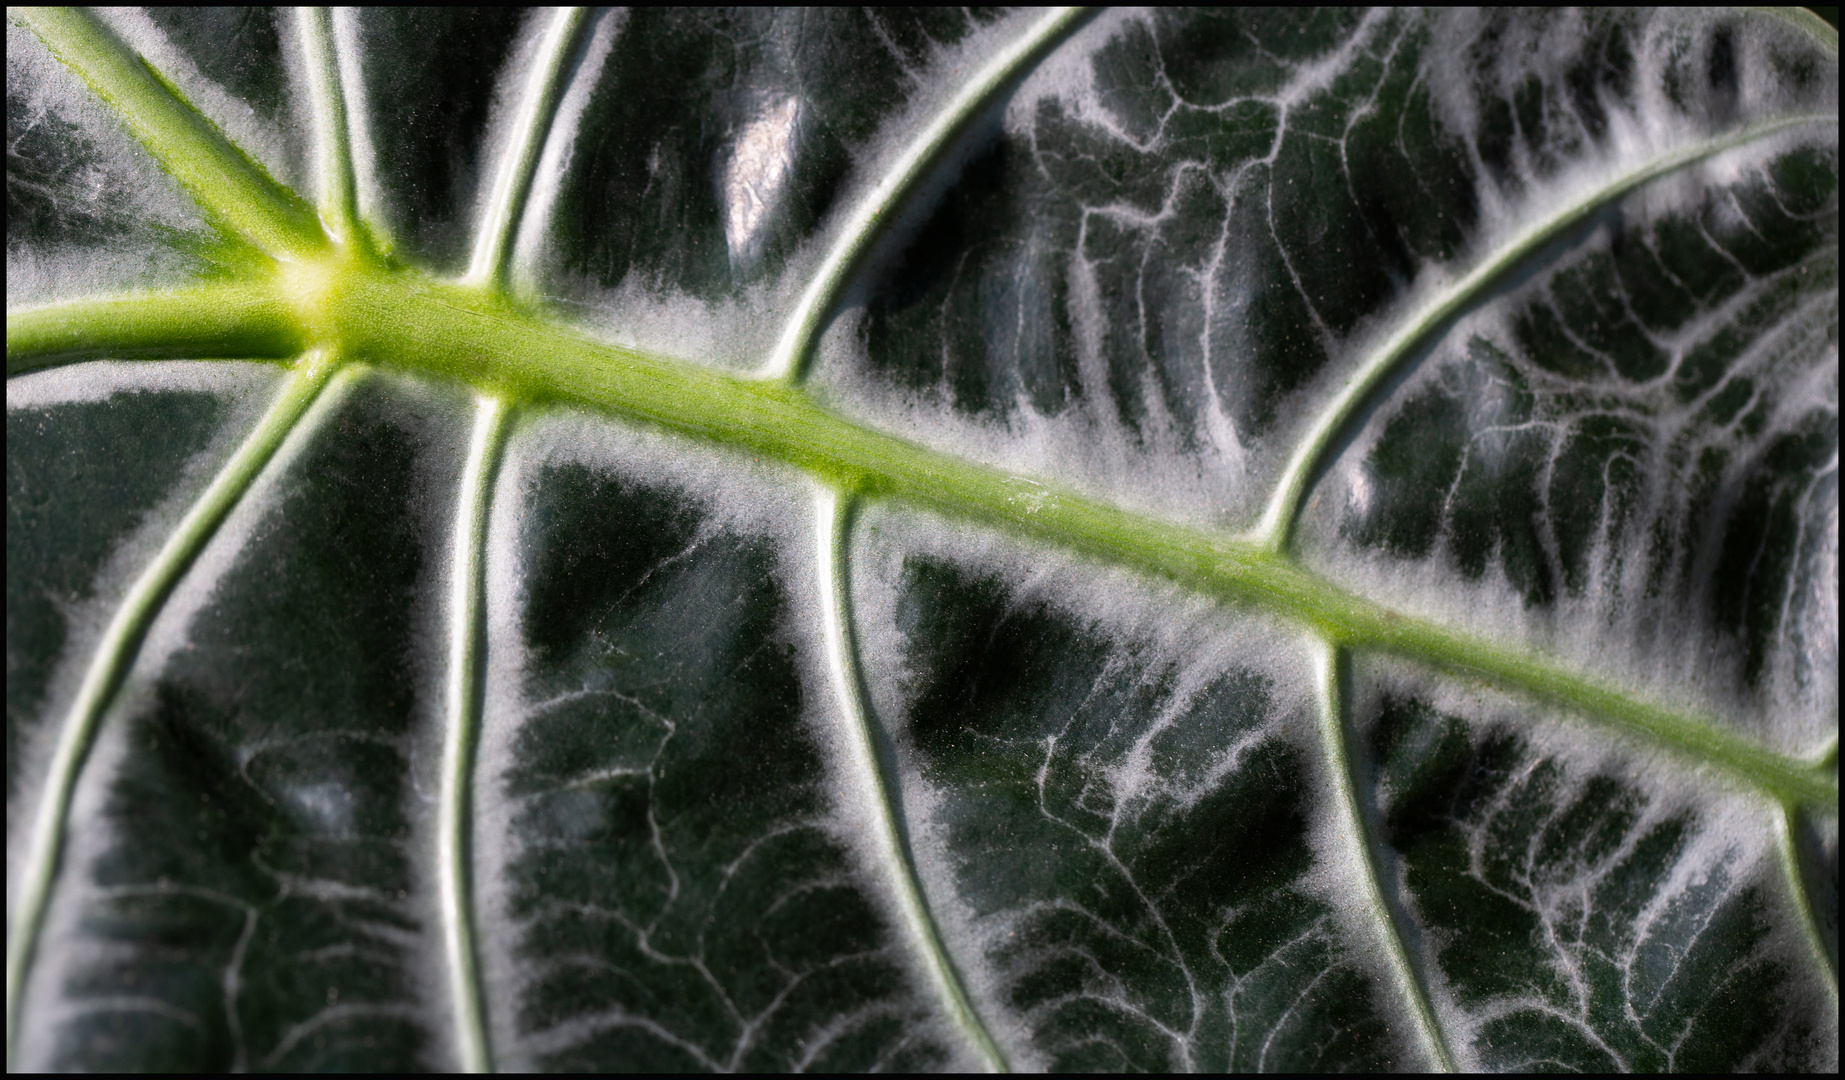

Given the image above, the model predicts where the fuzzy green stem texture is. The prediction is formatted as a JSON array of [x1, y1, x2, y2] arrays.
[[6, 283, 304, 374], [7, 258, 1838, 814], [274, 261, 1841, 810], [18, 7, 327, 260]]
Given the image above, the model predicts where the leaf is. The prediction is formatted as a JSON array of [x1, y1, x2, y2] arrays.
[[6, 7, 1837, 1072]]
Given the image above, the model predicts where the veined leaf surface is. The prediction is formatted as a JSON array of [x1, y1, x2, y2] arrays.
[[6, 7, 1837, 1072]]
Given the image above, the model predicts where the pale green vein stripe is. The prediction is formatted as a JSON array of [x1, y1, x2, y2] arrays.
[[440, 395, 508, 1074], [464, 8, 588, 291], [815, 489, 1008, 1072], [4, 350, 340, 1068], [1312, 640, 1456, 1072], [765, 7, 1092, 384], [6, 285, 304, 375], [1253, 111, 1839, 552], [1775, 801, 1840, 1000], [293, 7, 362, 249], [18, 7, 326, 261]]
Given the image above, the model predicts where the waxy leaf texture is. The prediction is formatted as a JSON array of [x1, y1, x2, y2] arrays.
[[6, 7, 1839, 1072]]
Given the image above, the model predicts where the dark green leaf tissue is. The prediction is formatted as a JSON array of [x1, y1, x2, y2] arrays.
[[6, 7, 1837, 1072]]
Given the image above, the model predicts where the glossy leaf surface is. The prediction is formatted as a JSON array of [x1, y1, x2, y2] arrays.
[[6, 7, 1838, 1072]]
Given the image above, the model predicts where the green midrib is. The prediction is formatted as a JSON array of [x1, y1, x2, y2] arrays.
[[348, 268, 1845, 809], [11, 260, 1834, 810], [8, 4, 1833, 814]]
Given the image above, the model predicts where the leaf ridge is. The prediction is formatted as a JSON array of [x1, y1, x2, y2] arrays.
[[292, 7, 363, 252], [1312, 641, 1456, 1071], [1775, 802, 1841, 998], [3, 349, 339, 1067], [816, 489, 1008, 1071]]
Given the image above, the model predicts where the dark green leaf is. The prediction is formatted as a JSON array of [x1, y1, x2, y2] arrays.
[[8, 7, 1837, 1072]]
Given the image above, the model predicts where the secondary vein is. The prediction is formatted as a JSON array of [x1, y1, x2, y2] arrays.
[[463, 8, 589, 292], [18, 7, 326, 261], [439, 395, 509, 1073], [764, 7, 1092, 384], [815, 489, 1009, 1072], [1312, 641, 1456, 1071], [293, 7, 363, 251], [1774, 802, 1841, 1000], [3, 350, 340, 1068], [1250, 112, 1840, 553]]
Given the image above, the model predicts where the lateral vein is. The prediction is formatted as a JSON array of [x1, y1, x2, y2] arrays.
[[764, 7, 1092, 384], [1252, 112, 1840, 553], [815, 488, 1009, 1071], [439, 395, 509, 1073], [464, 8, 589, 292], [18, 7, 327, 261], [293, 7, 363, 250], [1313, 641, 1456, 1072], [4, 350, 340, 1068], [1774, 801, 1840, 1000]]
